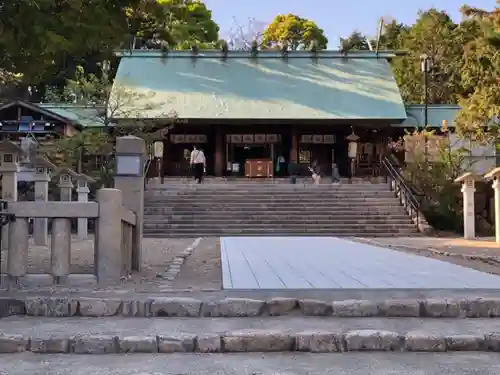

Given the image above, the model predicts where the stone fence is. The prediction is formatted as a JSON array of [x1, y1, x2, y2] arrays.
[[4, 188, 136, 287]]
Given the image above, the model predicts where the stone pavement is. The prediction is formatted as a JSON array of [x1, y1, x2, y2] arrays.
[[4, 352, 500, 375]]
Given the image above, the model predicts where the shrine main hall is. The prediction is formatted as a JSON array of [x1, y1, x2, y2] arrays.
[[108, 49, 458, 178]]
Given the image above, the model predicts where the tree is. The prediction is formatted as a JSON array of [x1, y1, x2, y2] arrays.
[[261, 14, 328, 50], [43, 63, 176, 185], [455, 3, 500, 142], [389, 9, 465, 105], [127, 0, 220, 50], [0, 0, 128, 94], [226, 17, 267, 51], [390, 127, 471, 231], [339, 31, 371, 51]]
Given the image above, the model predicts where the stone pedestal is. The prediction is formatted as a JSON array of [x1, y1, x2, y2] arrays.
[[454, 172, 479, 240], [114, 135, 146, 271], [76, 174, 96, 240], [0, 141, 23, 249]]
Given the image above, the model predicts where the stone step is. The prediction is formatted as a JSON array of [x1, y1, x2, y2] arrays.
[[147, 187, 392, 194], [144, 222, 417, 229], [154, 201, 408, 213], [152, 194, 398, 203], [145, 208, 409, 214], [152, 194, 397, 200], [1, 314, 499, 354], [147, 198, 404, 206], [143, 226, 418, 234], [143, 231, 420, 237], [146, 183, 391, 190], [145, 214, 413, 221], [145, 219, 414, 226]]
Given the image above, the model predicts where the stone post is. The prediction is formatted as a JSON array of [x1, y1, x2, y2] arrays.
[[454, 172, 480, 240], [96, 188, 123, 284], [76, 173, 96, 240], [0, 141, 22, 250], [484, 167, 500, 243], [114, 135, 146, 271], [56, 167, 78, 201], [33, 157, 57, 246]]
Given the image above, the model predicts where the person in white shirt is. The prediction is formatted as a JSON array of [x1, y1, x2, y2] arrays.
[[190, 145, 206, 183]]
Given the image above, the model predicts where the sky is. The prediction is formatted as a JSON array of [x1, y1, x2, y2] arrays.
[[204, 0, 497, 48]]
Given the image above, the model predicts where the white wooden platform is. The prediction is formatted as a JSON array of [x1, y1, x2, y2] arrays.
[[220, 237, 500, 289]]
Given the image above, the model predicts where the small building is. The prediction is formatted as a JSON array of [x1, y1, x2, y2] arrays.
[[109, 49, 470, 178], [0, 99, 104, 170]]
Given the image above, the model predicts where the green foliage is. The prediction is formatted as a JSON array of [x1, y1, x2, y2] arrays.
[[392, 128, 470, 231], [0, 0, 220, 97], [126, 0, 219, 49], [261, 14, 328, 51], [42, 128, 110, 170]]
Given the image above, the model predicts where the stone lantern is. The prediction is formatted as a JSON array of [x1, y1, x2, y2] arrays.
[[76, 173, 96, 239], [33, 156, 57, 246], [454, 172, 481, 240], [55, 167, 79, 202]]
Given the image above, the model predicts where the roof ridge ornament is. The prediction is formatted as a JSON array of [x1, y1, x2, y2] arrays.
[[250, 40, 259, 58], [220, 40, 229, 61], [280, 41, 289, 58]]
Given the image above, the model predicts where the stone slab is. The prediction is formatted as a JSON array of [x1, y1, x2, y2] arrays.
[[2, 296, 500, 318], [0, 316, 496, 353]]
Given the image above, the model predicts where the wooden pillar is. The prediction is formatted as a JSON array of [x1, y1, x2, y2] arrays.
[[161, 137, 169, 180], [290, 126, 298, 163], [215, 126, 223, 176]]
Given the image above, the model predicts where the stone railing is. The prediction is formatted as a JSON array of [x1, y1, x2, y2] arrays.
[[4, 188, 136, 287]]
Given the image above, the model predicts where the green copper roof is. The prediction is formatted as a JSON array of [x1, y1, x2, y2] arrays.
[[38, 103, 104, 128], [110, 51, 407, 121], [400, 104, 460, 128]]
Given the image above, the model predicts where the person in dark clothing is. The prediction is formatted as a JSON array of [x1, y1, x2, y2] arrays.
[[190, 145, 206, 184], [288, 160, 298, 184]]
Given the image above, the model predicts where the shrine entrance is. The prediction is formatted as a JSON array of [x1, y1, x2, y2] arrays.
[[224, 134, 284, 178]]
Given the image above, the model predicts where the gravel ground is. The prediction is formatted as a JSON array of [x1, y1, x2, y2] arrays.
[[171, 237, 222, 290], [0, 236, 205, 291], [353, 237, 500, 276]]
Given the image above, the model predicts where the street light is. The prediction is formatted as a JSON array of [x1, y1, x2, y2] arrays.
[[420, 53, 432, 128], [420, 53, 432, 162]]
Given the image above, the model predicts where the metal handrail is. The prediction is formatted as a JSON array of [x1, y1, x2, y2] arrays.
[[143, 157, 153, 188], [381, 156, 421, 229]]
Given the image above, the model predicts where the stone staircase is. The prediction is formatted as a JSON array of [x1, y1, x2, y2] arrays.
[[144, 179, 420, 237]]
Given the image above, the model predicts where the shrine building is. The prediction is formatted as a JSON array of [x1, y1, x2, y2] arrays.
[[108, 49, 463, 178]]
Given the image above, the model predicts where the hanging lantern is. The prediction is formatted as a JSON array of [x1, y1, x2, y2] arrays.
[[346, 132, 360, 159], [153, 141, 164, 158]]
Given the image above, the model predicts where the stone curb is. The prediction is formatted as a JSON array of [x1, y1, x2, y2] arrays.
[[161, 237, 202, 281], [0, 330, 499, 354], [2, 296, 500, 318]]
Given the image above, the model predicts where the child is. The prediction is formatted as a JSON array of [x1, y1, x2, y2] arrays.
[[308, 161, 321, 185]]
